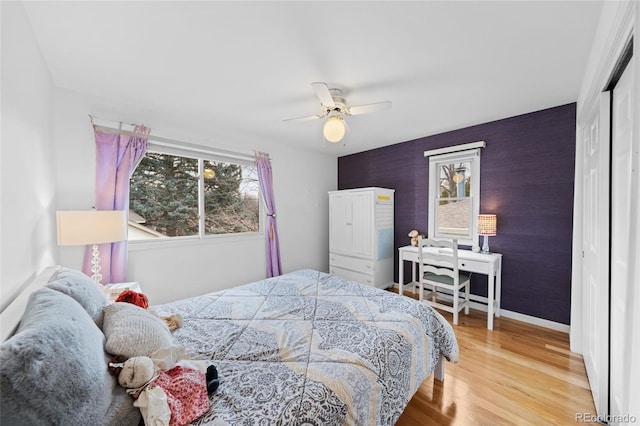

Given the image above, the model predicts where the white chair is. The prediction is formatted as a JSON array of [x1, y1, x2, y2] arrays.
[[417, 236, 471, 325]]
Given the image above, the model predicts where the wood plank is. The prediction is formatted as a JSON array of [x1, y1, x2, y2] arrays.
[[390, 289, 596, 425]]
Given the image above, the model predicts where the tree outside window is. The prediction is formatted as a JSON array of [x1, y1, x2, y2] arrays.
[[129, 151, 259, 240]]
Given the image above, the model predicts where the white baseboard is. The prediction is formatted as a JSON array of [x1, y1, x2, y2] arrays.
[[393, 283, 570, 334], [469, 301, 570, 333]]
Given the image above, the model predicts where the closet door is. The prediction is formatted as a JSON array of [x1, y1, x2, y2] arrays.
[[581, 91, 610, 416], [609, 56, 634, 419]]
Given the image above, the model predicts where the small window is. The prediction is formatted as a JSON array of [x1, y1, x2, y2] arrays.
[[428, 148, 481, 246], [129, 147, 260, 241]]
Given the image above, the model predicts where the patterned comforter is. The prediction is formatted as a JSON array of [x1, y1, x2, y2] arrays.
[[152, 269, 458, 425]]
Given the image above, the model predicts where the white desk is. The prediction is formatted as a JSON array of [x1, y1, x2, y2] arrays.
[[398, 245, 502, 330]]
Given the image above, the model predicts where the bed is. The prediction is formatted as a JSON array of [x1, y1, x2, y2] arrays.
[[1, 267, 458, 425]]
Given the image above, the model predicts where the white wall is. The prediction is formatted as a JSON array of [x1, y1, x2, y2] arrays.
[[0, 2, 57, 312], [52, 88, 337, 304]]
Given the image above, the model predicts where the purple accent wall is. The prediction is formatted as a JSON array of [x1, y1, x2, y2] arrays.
[[338, 103, 576, 324]]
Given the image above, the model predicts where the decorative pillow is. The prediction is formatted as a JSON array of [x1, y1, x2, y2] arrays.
[[103, 302, 173, 358], [0, 288, 139, 426], [46, 266, 108, 327]]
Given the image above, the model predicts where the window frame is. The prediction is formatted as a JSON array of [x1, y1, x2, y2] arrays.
[[427, 147, 482, 247], [128, 139, 263, 245]]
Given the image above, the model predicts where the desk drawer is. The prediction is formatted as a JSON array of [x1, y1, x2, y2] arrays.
[[458, 259, 488, 274], [329, 253, 374, 274]]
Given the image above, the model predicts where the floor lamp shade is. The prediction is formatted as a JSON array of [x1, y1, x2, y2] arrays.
[[56, 210, 128, 284]]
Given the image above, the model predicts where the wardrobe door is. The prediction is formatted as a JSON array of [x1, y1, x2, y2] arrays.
[[349, 191, 374, 259], [329, 193, 351, 255]]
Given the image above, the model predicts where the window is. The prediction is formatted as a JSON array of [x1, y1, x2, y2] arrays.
[[427, 146, 482, 247], [128, 142, 260, 241]]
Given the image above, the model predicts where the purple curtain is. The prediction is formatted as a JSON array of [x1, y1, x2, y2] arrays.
[[255, 151, 282, 277], [82, 125, 149, 284]]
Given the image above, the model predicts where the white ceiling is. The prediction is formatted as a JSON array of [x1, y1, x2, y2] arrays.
[[23, 1, 603, 156]]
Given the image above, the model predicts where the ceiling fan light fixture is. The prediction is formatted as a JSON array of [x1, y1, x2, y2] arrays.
[[284, 82, 390, 146], [323, 115, 345, 143]]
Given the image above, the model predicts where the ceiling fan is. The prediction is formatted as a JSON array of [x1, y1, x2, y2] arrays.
[[284, 82, 392, 143]]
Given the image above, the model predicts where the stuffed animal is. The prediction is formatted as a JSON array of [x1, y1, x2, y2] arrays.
[[408, 230, 426, 246], [408, 230, 419, 246], [160, 314, 183, 332], [115, 290, 183, 332], [109, 354, 219, 426], [115, 290, 149, 309], [117, 356, 156, 389]]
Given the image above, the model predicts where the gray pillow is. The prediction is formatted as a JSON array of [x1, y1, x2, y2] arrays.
[[47, 267, 108, 327], [0, 287, 139, 426], [103, 302, 173, 358]]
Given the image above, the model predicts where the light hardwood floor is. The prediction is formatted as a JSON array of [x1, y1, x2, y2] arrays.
[[392, 290, 596, 425]]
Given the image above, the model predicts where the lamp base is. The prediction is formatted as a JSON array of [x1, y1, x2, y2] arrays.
[[90, 244, 103, 284], [481, 235, 490, 254]]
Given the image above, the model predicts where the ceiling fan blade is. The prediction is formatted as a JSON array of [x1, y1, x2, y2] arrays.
[[347, 101, 392, 116], [311, 82, 335, 108], [283, 111, 327, 123]]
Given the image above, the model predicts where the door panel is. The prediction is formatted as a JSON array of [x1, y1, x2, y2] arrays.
[[329, 194, 351, 255], [610, 57, 634, 421], [582, 91, 610, 417], [349, 192, 374, 258]]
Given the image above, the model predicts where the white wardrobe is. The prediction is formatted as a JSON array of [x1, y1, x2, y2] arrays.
[[328, 187, 395, 289]]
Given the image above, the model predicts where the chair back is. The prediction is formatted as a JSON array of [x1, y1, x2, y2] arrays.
[[417, 237, 460, 284]]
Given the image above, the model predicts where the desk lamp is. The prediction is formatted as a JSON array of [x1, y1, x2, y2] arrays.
[[478, 214, 497, 254]]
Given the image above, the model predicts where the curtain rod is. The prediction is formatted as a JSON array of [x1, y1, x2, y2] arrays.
[[88, 114, 138, 128], [89, 115, 255, 162]]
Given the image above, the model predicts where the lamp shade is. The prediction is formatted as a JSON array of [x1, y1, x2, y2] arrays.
[[56, 210, 128, 246], [478, 214, 497, 236], [323, 116, 346, 143]]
